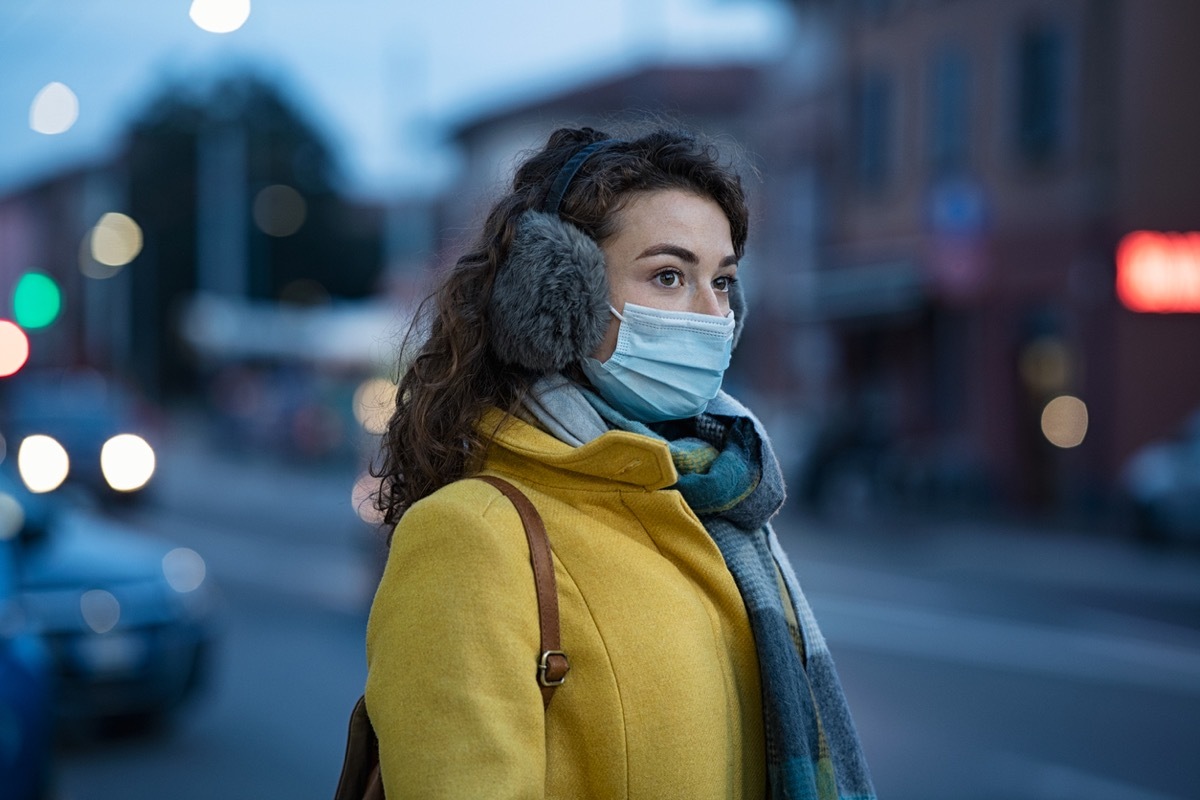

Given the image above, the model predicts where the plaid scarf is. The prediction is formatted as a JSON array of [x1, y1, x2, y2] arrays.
[[580, 390, 877, 800]]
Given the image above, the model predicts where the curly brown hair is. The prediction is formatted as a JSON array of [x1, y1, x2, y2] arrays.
[[372, 125, 749, 526]]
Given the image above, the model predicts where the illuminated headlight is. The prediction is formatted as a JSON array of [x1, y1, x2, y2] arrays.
[[18, 435, 70, 493], [100, 434, 156, 492]]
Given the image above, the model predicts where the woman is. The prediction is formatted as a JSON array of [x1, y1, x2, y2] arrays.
[[366, 125, 875, 799]]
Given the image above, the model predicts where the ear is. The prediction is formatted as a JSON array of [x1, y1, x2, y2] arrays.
[[730, 276, 747, 350], [489, 210, 611, 372]]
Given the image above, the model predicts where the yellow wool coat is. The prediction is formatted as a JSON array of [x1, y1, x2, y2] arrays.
[[365, 411, 766, 799]]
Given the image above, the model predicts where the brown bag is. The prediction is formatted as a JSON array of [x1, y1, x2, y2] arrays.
[[333, 476, 569, 799]]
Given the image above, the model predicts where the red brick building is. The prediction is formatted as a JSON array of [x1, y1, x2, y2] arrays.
[[751, 0, 1200, 519]]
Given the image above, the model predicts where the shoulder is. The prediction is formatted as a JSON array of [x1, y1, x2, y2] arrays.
[[369, 477, 538, 648], [391, 477, 527, 557], [403, 476, 513, 522]]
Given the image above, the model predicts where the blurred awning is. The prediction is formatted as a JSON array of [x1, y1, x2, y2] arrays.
[[179, 293, 409, 370]]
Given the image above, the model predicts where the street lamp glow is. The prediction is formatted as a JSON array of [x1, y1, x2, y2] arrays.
[[80, 589, 121, 634], [29, 82, 79, 135], [353, 378, 397, 435], [1041, 395, 1089, 449], [351, 471, 385, 525], [18, 435, 70, 493], [162, 548, 207, 593], [89, 212, 143, 267], [189, 0, 251, 33], [253, 184, 306, 237], [0, 493, 24, 541]]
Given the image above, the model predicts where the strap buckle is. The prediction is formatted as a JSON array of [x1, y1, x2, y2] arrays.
[[538, 650, 570, 687]]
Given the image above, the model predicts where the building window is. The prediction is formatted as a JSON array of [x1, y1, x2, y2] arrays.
[[1015, 23, 1064, 166], [928, 48, 970, 175], [855, 70, 894, 189]]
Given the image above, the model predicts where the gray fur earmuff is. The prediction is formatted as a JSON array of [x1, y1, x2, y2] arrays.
[[489, 210, 611, 372]]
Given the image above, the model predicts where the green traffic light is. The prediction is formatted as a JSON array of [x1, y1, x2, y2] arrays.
[[13, 271, 61, 329]]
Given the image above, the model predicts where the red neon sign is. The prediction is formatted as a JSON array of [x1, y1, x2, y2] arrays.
[[1116, 230, 1200, 313]]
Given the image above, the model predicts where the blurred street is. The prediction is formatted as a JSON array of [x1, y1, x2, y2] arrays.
[[5, 2, 1200, 798], [52, 410, 1200, 800]]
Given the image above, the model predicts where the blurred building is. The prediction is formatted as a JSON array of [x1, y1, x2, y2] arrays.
[[0, 72, 389, 403], [756, 0, 1200, 519], [437, 62, 766, 264]]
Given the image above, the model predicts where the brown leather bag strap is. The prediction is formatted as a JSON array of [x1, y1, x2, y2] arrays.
[[334, 476, 567, 799], [474, 475, 570, 707]]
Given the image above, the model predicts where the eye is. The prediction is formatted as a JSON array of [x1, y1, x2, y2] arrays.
[[713, 275, 738, 293], [654, 269, 682, 288]]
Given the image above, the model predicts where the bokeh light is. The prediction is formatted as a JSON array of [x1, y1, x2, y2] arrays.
[[162, 548, 207, 593], [1019, 337, 1071, 396], [100, 434, 156, 492], [89, 212, 144, 267], [189, 0, 251, 33], [29, 81, 79, 135], [0, 321, 31, 377], [1117, 230, 1200, 313], [0, 493, 24, 541], [13, 272, 62, 329], [1041, 395, 1089, 449], [351, 471, 385, 526], [79, 235, 121, 279], [253, 184, 307, 237], [353, 378, 397, 435], [17, 435, 70, 493], [80, 589, 121, 634]]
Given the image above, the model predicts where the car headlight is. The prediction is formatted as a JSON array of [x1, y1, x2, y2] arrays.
[[100, 434, 156, 492], [17, 435, 69, 493]]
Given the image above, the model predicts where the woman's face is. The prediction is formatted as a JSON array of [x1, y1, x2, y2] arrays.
[[591, 189, 738, 362]]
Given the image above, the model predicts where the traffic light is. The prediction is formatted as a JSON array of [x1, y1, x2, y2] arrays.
[[13, 272, 62, 329]]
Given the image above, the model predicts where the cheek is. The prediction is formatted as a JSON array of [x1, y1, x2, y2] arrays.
[[591, 316, 620, 362]]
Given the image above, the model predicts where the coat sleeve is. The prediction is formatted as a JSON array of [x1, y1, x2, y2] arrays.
[[364, 481, 547, 798]]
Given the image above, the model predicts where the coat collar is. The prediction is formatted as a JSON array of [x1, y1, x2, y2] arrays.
[[479, 408, 679, 492]]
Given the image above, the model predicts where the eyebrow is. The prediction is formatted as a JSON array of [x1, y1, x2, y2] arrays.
[[636, 244, 738, 268]]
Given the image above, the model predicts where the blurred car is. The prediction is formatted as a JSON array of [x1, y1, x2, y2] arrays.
[[0, 486, 55, 798], [1121, 407, 1200, 542], [0, 368, 161, 504], [1, 466, 216, 734]]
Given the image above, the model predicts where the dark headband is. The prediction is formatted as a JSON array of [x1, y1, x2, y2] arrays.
[[542, 139, 618, 216]]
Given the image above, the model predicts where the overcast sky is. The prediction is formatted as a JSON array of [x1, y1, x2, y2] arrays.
[[0, 0, 793, 199]]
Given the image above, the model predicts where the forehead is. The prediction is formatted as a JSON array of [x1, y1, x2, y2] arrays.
[[607, 189, 732, 247]]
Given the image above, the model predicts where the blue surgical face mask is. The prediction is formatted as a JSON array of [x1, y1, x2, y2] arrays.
[[580, 302, 735, 423]]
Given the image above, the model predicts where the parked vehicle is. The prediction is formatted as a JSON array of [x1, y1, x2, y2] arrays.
[[1122, 407, 1200, 542], [1, 466, 216, 734], [0, 368, 162, 504], [0, 483, 55, 798]]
